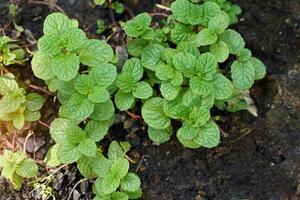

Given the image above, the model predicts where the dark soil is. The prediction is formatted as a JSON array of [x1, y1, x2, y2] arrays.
[[1, 0, 300, 200]]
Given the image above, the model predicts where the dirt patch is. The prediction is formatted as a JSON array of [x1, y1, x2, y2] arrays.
[[0, 0, 300, 199]]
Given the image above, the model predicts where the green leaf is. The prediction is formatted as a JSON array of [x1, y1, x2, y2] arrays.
[[162, 48, 177, 64], [132, 81, 153, 99], [127, 39, 149, 57], [93, 157, 112, 178], [208, 12, 230, 34], [142, 97, 171, 129], [122, 58, 144, 82], [64, 28, 87, 52], [196, 121, 220, 148], [13, 114, 25, 130], [79, 138, 97, 157], [24, 110, 41, 122], [176, 123, 201, 149], [37, 35, 61, 55], [90, 63, 117, 88], [199, 2, 221, 26], [15, 159, 38, 178], [49, 118, 71, 143], [108, 141, 124, 161], [123, 13, 152, 38], [171, 0, 202, 25], [170, 71, 184, 86], [196, 52, 217, 79], [163, 96, 190, 119], [219, 29, 245, 54], [90, 99, 115, 121], [141, 44, 165, 71], [237, 48, 252, 62], [51, 53, 80, 81], [74, 74, 94, 95], [121, 188, 142, 199], [59, 93, 94, 123], [190, 77, 214, 97], [99, 175, 120, 195], [148, 126, 173, 144], [25, 93, 44, 112], [65, 123, 86, 145], [213, 74, 234, 100], [78, 39, 114, 67], [160, 82, 180, 101], [11, 174, 23, 190], [250, 57, 266, 80], [155, 63, 175, 81], [31, 52, 55, 80], [209, 41, 229, 63], [120, 173, 141, 192], [177, 42, 200, 57], [195, 28, 218, 47], [94, 0, 105, 5], [0, 73, 18, 95], [112, 192, 129, 200], [44, 144, 61, 167], [170, 23, 194, 44], [57, 143, 81, 164], [172, 52, 197, 78], [0, 89, 25, 114], [116, 73, 136, 93], [88, 86, 110, 103], [189, 106, 210, 127], [85, 120, 109, 142], [77, 156, 96, 178], [231, 60, 255, 89], [115, 90, 135, 111], [43, 12, 73, 35], [110, 159, 129, 179]]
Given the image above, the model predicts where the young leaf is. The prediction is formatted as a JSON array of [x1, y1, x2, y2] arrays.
[[74, 74, 94, 95], [43, 12, 73, 35], [85, 120, 109, 142], [108, 141, 124, 161], [171, 0, 202, 25], [112, 192, 129, 200], [212, 74, 234, 100], [115, 90, 135, 111], [120, 173, 141, 192], [123, 13, 152, 38], [44, 144, 61, 167], [148, 126, 173, 144], [176, 123, 201, 148], [88, 86, 110, 103], [190, 77, 214, 97], [93, 157, 112, 178], [31, 53, 55, 80], [79, 138, 97, 157], [160, 82, 180, 101], [49, 118, 71, 143], [15, 159, 38, 178], [208, 12, 230, 34], [196, 52, 217, 79], [90, 100, 115, 121], [110, 159, 129, 179], [209, 41, 229, 63], [170, 23, 194, 44], [116, 73, 136, 93], [132, 81, 153, 99], [122, 58, 144, 82], [98, 174, 120, 195], [142, 97, 171, 129], [25, 93, 44, 111], [51, 53, 80, 81], [172, 52, 197, 78], [195, 28, 218, 47], [78, 40, 114, 67], [77, 156, 96, 178], [199, 2, 221, 26], [231, 60, 255, 89], [196, 121, 220, 148], [219, 29, 245, 54], [237, 48, 252, 62], [57, 143, 81, 164], [155, 63, 175, 81], [90, 63, 117, 88], [250, 57, 266, 80], [141, 44, 165, 71], [127, 39, 149, 57]]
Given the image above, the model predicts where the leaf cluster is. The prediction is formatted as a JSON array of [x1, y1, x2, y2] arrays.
[[0, 150, 38, 190], [0, 73, 44, 130], [0, 35, 25, 66]]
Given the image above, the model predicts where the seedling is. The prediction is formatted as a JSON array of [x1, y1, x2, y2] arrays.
[[0, 150, 38, 190], [0, 35, 25, 66], [0, 73, 44, 130]]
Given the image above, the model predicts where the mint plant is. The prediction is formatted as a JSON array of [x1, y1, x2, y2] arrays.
[[0, 35, 25, 66], [0, 73, 44, 130], [122, 0, 266, 147], [0, 150, 38, 190]]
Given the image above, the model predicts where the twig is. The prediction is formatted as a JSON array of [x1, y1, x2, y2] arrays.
[[233, 129, 253, 143], [67, 178, 89, 200], [125, 111, 141, 120], [155, 4, 171, 11], [29, 84, 52, 95], [125, 154, 136, 164], [38, 120, 50, 129], [135, 155, 145, 173], [23, 130, 34, 153], [149, 13, 169, 18], [28, 0, 66, 14]]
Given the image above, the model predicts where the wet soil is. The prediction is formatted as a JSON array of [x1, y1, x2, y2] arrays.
[[1, 0, 300, 199]]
